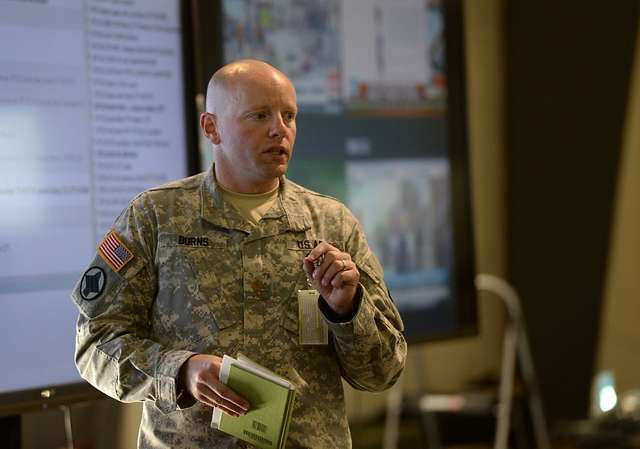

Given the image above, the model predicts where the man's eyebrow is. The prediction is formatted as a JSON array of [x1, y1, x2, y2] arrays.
[[240, 105, 268, 114], [241, 104, 297, 114]]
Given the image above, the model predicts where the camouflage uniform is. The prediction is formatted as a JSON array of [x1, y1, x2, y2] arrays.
[[72, 167, 407, 449]]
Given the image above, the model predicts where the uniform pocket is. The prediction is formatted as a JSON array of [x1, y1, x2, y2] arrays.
[[153, 237, 242, 350], [277, 247, 311, 342]]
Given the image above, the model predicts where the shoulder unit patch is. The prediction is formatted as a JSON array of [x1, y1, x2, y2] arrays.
[[80, 266, 106, 300]]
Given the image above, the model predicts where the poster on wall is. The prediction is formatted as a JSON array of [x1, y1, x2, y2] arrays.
[[346, 159, 452, 309], [223, 0, 341, 108], [223, 0, 446, 114]]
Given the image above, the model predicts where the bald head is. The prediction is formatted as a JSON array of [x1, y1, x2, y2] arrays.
[[199, 59, 298, 193], [205, 59, 294, 114]]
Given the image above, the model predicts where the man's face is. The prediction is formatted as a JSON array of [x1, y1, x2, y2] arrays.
[[205, 70, 297, 192]]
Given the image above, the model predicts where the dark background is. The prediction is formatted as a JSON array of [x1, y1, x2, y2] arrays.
[[505, 0, 639, 424]]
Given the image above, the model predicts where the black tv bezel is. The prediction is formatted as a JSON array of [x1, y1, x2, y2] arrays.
[[0, 0, 200, 416], [410, 0, 477, 344]]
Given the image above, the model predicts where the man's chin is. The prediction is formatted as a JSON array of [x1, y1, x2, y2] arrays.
[[269, 162, 289, 178]]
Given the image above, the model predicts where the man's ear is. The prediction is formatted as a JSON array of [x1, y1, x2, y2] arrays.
[[200, 112, 220, 144]]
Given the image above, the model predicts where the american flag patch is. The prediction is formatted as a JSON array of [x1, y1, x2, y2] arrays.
[[98, 231, 134, 272]]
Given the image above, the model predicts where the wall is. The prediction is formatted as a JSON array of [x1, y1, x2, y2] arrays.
[[505, 0, 639, 424], [414, 0, 507, 393], [20, 400, 119, 449], [596, 17, 640, 398]]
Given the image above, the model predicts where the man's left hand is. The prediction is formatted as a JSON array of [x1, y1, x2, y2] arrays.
[[303, 242, 360, 317]]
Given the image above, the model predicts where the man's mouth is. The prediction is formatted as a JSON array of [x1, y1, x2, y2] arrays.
[[265, 146, 288, 156]]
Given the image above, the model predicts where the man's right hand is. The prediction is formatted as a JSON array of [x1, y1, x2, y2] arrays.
[[178, 354, 250, 417]]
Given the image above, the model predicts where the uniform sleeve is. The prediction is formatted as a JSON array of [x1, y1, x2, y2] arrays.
[[70, 195, 195, 413], [323, 213, 407, 392]]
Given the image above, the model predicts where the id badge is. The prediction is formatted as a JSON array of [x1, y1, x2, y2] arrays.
[[297, 289, 328, 345]]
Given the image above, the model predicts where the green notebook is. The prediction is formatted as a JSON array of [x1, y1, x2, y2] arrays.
[[211, 354, 296, 449]]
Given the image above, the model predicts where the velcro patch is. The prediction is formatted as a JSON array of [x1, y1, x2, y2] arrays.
[[98, 230, 134, 272]]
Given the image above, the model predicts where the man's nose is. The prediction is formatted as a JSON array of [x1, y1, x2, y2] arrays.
[[269, 113, 287, 138]]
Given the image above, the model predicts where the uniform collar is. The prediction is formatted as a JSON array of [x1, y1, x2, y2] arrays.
[[200, 164, 310, 234]]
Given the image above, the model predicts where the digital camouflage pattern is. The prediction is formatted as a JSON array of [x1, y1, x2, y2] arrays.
[[71, 167, 407, 449]]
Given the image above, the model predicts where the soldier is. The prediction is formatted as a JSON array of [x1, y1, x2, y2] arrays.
[[72, 59, 407, 448]]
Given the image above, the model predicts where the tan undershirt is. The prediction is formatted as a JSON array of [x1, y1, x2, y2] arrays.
[[218, 182, 279, 226]]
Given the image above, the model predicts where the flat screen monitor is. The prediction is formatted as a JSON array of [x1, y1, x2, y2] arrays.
[[215, 0, 476, 343], [0, 0, 196, 414]]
